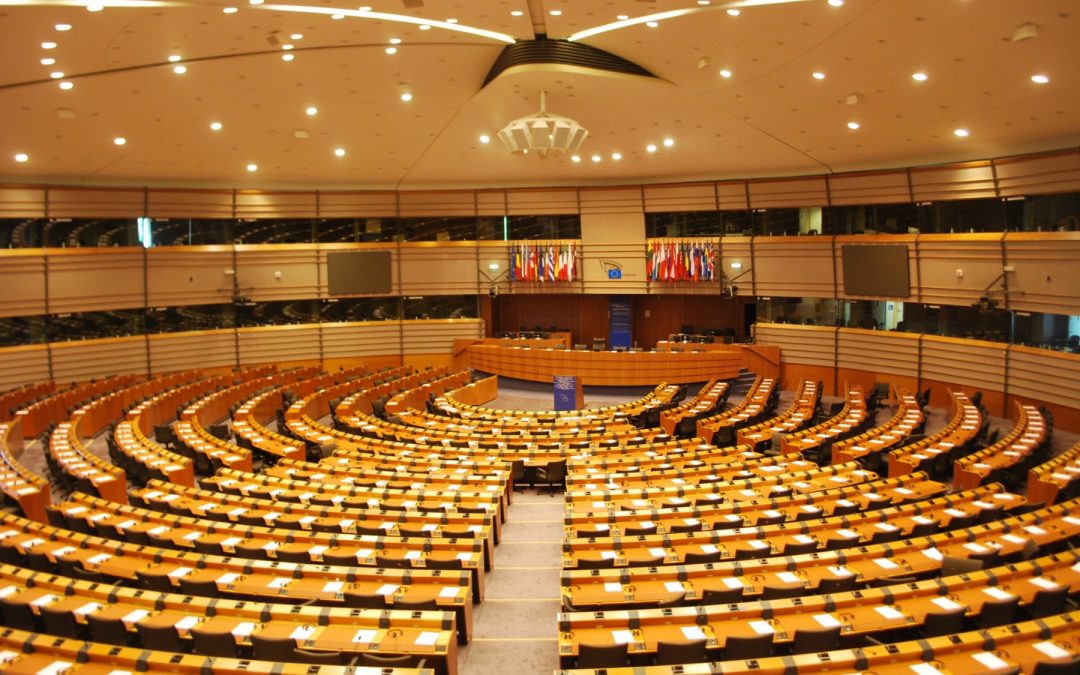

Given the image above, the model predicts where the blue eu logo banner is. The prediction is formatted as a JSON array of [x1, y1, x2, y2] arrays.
[[608, 269, 622, 279]]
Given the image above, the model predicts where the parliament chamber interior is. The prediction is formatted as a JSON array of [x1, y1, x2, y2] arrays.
[[1, 1, 1079, 674]]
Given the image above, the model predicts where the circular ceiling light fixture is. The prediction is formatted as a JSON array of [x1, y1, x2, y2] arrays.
[[497, 91, 588, 159]]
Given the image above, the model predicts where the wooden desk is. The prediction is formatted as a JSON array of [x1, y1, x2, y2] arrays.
[[831, 391, 923, 465], [954, 402, 1046, 490], [1029, 440, 1080, 505]]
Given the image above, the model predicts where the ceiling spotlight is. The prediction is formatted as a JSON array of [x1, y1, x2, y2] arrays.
[[847, 121, 860, 130], [40, 58, 55, 65], [58, 81, 73, 90], [173, 65, 187, 74], [479, 134, 490, 144], [50, 71, 64, 79], [14, 153, 28, 163], [223, 7, 238, 14], [571, 155, 581, 162], [912, 72, 928, 82], [511, 10, 523, 17], [400, 92, 413, 102], [55, 23, 72, 31], [305, 106, 318, 116], [168, 54, 182, 62], [385, 47, 397, 54], [549, 10, 562, 16], [281, 44, 293, 50], [249, 0, 263, 5], [591, 154, 601, 163], [646, 144, 657, 153], [1031, 74, 1049, 84], [389, 38, 401, 44], [419, 24, 431, 30], [727, 9, 740, 16], [719, 69, 732, 78], [828, 0, 844, 6], [246, 163, 258, 172], [954, 128, 969, 137], [210, 122, 223, 131], [497, 91, 588, 159], [333, 148, 346, 157], [446, 18, 458, 24], [663, 138, 674, 147], [41, 42, 57, 49], [812, 71, 826, 80], [113, 137, 126, 146], [646, 21, 659, 28], [86, 3, 103, 11], [358, 5, 371, 11], [611, 152, 622, 161], [331, 13, 344, 19], [281, 53, 294, 61], [699, 1, 712, 5], [617, 14, 629, 20], [290, 33, 303, 40]]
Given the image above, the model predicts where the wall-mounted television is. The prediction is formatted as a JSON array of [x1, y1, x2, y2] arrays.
[[841, 244, 910, 297]]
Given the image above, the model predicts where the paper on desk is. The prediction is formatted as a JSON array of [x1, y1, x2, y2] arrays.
[[375, 584, 399, 595], [749, 620, 774, 635], [290, 625, 316, 641], [352, 629, 377, 643], [603, 582, 622, 593], [971, 652, 1011, 671], [873, 558, 899, 570], [1032, 641, 1070, 660], [700, 544, 719, 554], [776, 572, 800, 584], [681, 626, 706, 640], [73, 602, 101, 616], [30, 594, 59, 607], [323, 581, 344, 593], [665, 581, 684, 593], [267, 577, 290, 589], [599, 550, 617, 560], [1029, 577, 1059, 590], [175, 616, 199, 631], [439, 586, 459, 598], [121, 609, 149, 624], [87, 553, 112, 566], [415, 631, 440, 646], [649, 548, 666, 558], [931, 597, 964, 612], [875, 605, 905, 620], [611, 629, 634, 644], [814, 613, 841, 628], [910, 664, 946, 675], [982, 586, 1014, 601], [35, 661, 73, 675], [232, 622, 256, 637]]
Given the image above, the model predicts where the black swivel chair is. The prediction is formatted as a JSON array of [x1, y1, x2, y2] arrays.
[[655, 639, 708, 665], [577, 643, 629, 669]]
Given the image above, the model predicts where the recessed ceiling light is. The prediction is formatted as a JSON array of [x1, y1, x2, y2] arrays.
[[446, 18, 458, 24], [40, 58, 55, 65], [223, 7, 238, 14], [246, 163, 258, 172], [58, 81, 73, 90], [419, 24, 431, 30], [14, 153, 28, 163], [86, 3, 103, 11], [812, 71, 826, 80], [699, 1, 711, 5], [646, 21, 659, 28], [727, 8, 740, 16], [282, 44, 293, 50], [41, 42, 57, 50], [210, 122, 223, 131], [290, 33, 303, 40], [479, 134, 490, 144], [511, 10, 523, 17], [358, 5, 371, 11], [571, 155, 581, 162], [331, 13, 344, 20], [912, 72, 928, 82], [305, 106, 318, 116], [663, 138, 674, 147], [389, 38, 401, 44], [954, 128, 969, 137], [173, 65, 187, 74], [281, 53, 294, 61], [549, 10, 562, 17], [113, 137, 126, 146], [55, 23, 72, 32], [719, 69, 732, 78], [385, 47, 397, 54], [1031, 74, 1049, 84], [611, 152, 622, 161], [400, 92, 413, 102], [333, 148, 346, 157], [847, 121, 860, 130], [617, 15, 629, 20], [591, 154, 602, 163], [249, 0, 263, 5], [828, 0, 844, 6], [646, 144, 657, 153], [49, 71, 63, 79], [168, 54, 181, 62]]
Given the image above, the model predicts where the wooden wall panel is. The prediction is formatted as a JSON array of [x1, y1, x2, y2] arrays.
[[47, 187, 144, 218], [836, 328, 919, 378], [50, 336, 148, 383], [753, 323, 835, 368], [718, 237, 754, 297], [46, 248, 145, 313], [749, 177, 829, 208], [234, 191, 317, 219], [909, 162, 997, 202], [643, 184, 717, 213], [506, 189, 579, 215], [994, 151, 1080, 197], [633, 295, 746, 348], [399, 191, 476, 217], [235, 246, 320, 302], [493, 294, 609, 348], [716, 182, 749, 210], [146, 246, 233, 308], [321, 322, 402, 359], [0, 251, 46, 318], [398, 242, 480, 296], [236, 324, 321, 366], [827, 170, 911, 206], [578, 188, 642, 215], [920, 336, 1006, 394], [0, 344, 50, 392], [476, 191, 507, 217], [148, 330, 237, 374], [580, 212, 647, 294], [1003, 232, 1080, 315], [1007, 345, 1080, 413], [402, 319, 483, 355], [917, 234, 1004, 307], [0, 186, 46, 218], [316, 192, 398, 218], [752, 237, 835, 299], [146, 189, 234, 219]]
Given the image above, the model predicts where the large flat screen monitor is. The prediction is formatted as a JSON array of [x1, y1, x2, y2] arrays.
[[327, 251, 393, 295], [841, 244, 910, 297]]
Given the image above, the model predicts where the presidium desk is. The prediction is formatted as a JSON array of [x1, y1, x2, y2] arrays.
[[459, 343, 779, 387]]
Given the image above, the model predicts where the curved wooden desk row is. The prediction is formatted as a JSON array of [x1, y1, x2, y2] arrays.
[[955, 402, 1047, 491], [111, 420, 193, 487], [0, 382, 54, 424], [437, 378, 677, 422], [561, 484, 1017, 568], [888, 391, 982, 478], [555, 611, 1080, 675], [0, 511, 476, 644], [659, 380, 730, 436], [463, 344, 743, 386], [736, 379, 821, 451], [48, 422, 127, 504], [1029, 441, 1080, 506], [0, 564, 453, 674], [386, 371, 471, 418], [696, 377, 774, 443], [831, 391, 924, 466], [0, 418, 49, 523], [263, 459, 510, 501], [559, 497, 1078, 609], [782, 386, 868, 454], [566, 442, 765, 473], [561, 473, 946, 529], [17, 373, 142, 440], [270, 455, 510, 487], [0, 626, 434, 675], [565, 453, 822, 491]]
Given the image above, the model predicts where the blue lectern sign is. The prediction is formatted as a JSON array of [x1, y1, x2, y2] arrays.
[[554, 375, 581, 411]]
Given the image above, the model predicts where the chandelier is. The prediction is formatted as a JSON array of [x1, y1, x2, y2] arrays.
[[497, 91, 588, 159]]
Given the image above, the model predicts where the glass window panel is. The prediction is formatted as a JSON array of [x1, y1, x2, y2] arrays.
[[320, 297, 402, 322], [403, 295, 477, 320]]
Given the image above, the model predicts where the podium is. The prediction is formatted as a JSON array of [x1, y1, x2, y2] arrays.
[[553, 375, 584, 411]]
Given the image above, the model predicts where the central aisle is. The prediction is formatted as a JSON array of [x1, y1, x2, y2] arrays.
[[458, 494, 564, 675]]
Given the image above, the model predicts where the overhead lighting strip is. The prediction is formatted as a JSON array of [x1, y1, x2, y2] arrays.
[[263, 4, 516, 44], [567, 0, 811, 42]]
